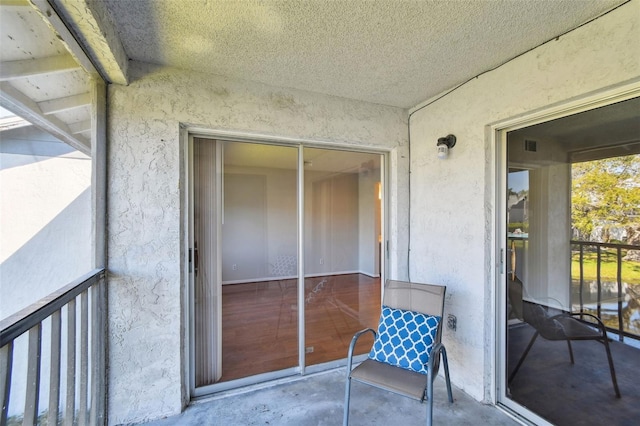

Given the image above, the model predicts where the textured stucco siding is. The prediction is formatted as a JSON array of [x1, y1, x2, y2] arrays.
[[408, 2, 639, 402], [107, 64, 407, 424]]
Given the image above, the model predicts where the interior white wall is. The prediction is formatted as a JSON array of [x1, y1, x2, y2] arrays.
[[408, 2, 639, 403], [264, 167, 297, 274], [358, 169, 380, 276], [222, 164, 369, 282], [106, 63, 407, 424], [508, 135, 573, 307], [305, 171, 360, 275], [222, 164, 297, 282], [526, 164, 572, 307]]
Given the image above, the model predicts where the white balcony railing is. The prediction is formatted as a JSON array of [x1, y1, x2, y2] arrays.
[[0, 268, 106, 425]]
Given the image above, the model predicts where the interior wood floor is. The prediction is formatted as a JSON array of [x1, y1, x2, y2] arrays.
[[220, 273, 381, 382], [507, 322, 640, 425]]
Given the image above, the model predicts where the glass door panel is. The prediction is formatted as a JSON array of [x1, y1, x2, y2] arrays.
[[194, 140, 300, 386], [220, 141, 299, 381], [303, 148, 382, 366], [503, 99, 640, 425]]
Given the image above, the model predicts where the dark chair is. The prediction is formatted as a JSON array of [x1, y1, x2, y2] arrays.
[[508, 300, 621, 398], [508, 275, 524, 320], [343, 280, 453, 426]]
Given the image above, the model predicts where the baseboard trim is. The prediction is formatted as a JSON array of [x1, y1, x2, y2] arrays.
[[222, 270, 379, 285]]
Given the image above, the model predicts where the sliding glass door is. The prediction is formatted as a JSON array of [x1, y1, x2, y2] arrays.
[[500, 98, 640, 425], [191, 138, 384, 392]]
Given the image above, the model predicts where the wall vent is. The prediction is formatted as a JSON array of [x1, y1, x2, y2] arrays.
[[524, 139, 537, 152]]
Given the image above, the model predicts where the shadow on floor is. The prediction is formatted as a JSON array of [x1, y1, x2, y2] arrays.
[[507, 322, 640, 426], [142, 368, 519, 426]]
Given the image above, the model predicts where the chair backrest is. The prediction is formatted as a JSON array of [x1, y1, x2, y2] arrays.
[[523, 302, 567, 340], [383, 280, 447, 349], [383, 280, 446, 315]]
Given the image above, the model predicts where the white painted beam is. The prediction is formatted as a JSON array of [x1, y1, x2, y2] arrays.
[[38, 92, 91, 115], [44, 0, 130, 85], [89, 87, 108, 426], [0, 55, 81, 81], [69, 119, 91, 135], [0, 82, 91, 155], [27, 0, 100, 79]]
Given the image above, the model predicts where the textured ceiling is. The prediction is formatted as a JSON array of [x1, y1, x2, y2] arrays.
[[103, 0, 625, 108]]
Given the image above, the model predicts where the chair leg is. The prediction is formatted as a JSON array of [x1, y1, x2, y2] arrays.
[[343, 376, 352, 426], [508, 331, 539, 383], [440, 345, 454, 403], [602, 337, 621, 398], [566, 339, 574, 364], [425, 344, 454, 426], [427, 362, 434, 426]]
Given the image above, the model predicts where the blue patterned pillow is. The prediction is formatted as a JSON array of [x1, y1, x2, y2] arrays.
[[368, 305, 441, 375]]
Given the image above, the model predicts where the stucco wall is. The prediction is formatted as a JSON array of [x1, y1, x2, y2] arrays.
[[408, 2, 639, 402], [107, 63, 407, 424], [0, 130, 92, 319], [0, 130, 92, 417]]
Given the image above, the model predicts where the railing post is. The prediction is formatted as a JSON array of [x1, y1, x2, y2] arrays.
[[79, 291, 89, 425], [579, 243, 584, 315], [596, 246, 602, 319], [24, 324, 42, 425], [49, 310, 62, 425], [90, 275, 106, 426], [616, 247, 624, 342], [64, 298, 76, 426], [0, 341, 13, 425]]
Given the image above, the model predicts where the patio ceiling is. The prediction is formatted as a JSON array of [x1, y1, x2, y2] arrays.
[[0, 0, 632, 156], [0, 0, 97, 155], [94, 0, 636, 166], [100, 0, 638, 164], [67, 0, 625, 109]]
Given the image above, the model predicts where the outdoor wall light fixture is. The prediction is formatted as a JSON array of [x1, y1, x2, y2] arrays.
[[436, 134, 456, 159]]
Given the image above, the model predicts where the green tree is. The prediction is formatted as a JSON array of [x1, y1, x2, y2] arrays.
[[572, 154, 640, 242]]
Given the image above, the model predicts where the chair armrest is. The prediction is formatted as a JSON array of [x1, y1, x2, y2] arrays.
[[346, 328, 376, 373], [426, 343, 453, 404], [567, 312, 608, 334], [547, 311, 608, 337], [427, 342, 445, 376]]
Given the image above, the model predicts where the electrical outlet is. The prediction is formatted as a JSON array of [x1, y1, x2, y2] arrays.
[[305, 346, 314, 353], [319, 258, 324, 265], [447, 314, 457, 331], [232, 263, 237, 271]]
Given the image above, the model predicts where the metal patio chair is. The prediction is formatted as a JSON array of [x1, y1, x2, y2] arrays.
[[343, 280, 453, 426], [508, 299, 621, 398]]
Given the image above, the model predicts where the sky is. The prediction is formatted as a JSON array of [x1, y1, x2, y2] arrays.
[[508, 170, 528, 193], [0, 106, 16, 119]]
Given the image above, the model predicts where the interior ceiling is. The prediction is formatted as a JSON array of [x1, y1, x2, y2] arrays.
[[220, 139, 381, 173], [510, 97, 640, 162], [101, 0, 626, 109]]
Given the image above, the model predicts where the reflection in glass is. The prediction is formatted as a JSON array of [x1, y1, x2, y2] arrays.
[[505, 101, 640, 424], [220, 142, 299, 381], [303, 148, 382, 366]]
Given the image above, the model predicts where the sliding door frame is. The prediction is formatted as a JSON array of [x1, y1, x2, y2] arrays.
[[184, 127, 390, 398], [491, 80, 640, 424]]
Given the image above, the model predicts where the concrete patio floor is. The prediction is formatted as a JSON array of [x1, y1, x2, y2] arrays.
[[140, 368, 522, 425]]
